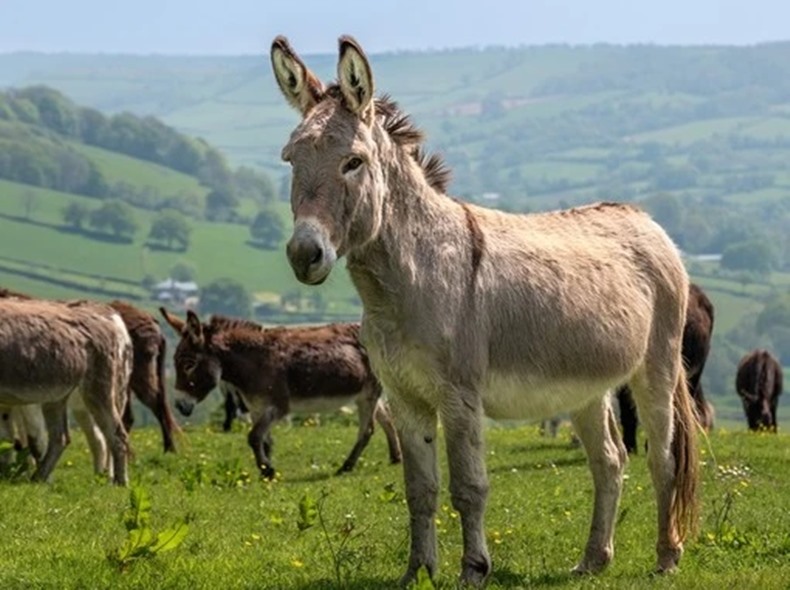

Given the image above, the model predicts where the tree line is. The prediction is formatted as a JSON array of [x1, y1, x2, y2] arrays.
[[0, 86, 276, 222]]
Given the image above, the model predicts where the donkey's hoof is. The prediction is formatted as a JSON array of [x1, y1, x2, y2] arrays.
[[460, 554, 492, 587], [260, 465, 276, 480], [655, 546, 682, 574], [572, 549, 612, 575], [335, 465, 353, 476]]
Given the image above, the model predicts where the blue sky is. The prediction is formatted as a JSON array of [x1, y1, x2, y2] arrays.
[[2, 0, 788, 54]]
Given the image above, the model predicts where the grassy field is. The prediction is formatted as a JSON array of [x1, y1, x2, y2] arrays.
[[0, 178, 361, 316], [72, 143, 209, 199], [1, 416, 789, 589]]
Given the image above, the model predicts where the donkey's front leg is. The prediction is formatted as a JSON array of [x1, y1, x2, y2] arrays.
[[248, 405, 283, 479], [442, 392, 491, 586], [391, 396, 439, 587]]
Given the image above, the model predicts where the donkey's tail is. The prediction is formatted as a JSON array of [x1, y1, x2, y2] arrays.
[[157, 335, 182, 441], [671, 368, 700, 543]]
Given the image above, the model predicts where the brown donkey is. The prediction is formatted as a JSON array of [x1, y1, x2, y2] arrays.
[[0, 297, 132, 484], [736, 349, 783, 431], [109, 300, 180, 452], [0, 288, 179, 454], [272, 35, 699, 586], [160, 309, 401, 478]]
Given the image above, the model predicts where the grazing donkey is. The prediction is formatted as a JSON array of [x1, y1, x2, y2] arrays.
[[736, 349, 783, 431], [617, 282, 715, 453], [0, 297, 132, 484], [271, 35, 699, 585], [0, 288, 179, 454], [109, 300, 180, 452], [159, 309, 402, 477]]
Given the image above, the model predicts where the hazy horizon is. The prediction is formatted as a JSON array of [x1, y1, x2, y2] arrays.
[[2, 0, 789, 56]]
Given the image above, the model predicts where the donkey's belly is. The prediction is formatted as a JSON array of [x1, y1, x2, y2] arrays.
[[0, 385, 74, 405], [290, 395, 358, 414], [482, 373, 620, 420]]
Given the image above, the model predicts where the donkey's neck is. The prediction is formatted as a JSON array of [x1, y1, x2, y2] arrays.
[[211, 332, 270, 392], [347, 160, 469, 320]]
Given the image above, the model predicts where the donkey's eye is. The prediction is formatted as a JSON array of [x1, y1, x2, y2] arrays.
[[342, 157, 364, 174]]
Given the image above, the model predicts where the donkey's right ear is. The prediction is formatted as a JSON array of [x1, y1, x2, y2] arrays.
[[185, 310, 204, 346], [159, 307, 185, 334], [271, 35, 324, 116]]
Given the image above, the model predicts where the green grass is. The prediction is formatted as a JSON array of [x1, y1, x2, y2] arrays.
[[1, 419, 789, 589], [629, 117, 754, 144]]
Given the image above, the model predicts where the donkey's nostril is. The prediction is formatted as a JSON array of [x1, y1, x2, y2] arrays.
[[309, 245, 323, 265]]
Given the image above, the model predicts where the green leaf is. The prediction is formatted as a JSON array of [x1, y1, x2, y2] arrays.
[[151, 522, 189, 553], [297, 493, 318, 531], [123, 486, 152, 531], [128, 527, 154, 554]]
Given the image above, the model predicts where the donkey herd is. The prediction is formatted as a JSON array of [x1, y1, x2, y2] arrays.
[[0, 34, 786, 586]]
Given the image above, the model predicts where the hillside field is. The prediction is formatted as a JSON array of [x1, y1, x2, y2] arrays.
[[0, 420, 789, 589]]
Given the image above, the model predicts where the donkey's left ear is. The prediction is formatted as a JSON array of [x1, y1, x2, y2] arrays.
[[185, 310, 204, 347], [337, 35, 374, 122]]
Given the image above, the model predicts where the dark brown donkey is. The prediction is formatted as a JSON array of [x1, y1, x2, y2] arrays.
[[736, 349, 783, 431], [160, 309, 402, 478], [108, 301, 180, 452], [616, 282, 715, 453]]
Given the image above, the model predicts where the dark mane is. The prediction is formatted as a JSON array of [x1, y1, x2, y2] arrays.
[[208, 314, 263, 333], [324, 85, 451, 193]]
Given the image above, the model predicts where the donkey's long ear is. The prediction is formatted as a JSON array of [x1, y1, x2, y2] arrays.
[[185, 310, 204, 347], [159, 307, 185, 334], [271, 35, 324, 116], [337, 35, 374, 122]]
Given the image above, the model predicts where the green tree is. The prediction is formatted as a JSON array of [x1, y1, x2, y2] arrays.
[[148, 209, 192, 250], [234, 166, 276, 205], [200, 278, 251, 318], [249, 209, 286, 249], [89, 199, 138, 239], [170, 260, 197, 282], [756, 293, 790, 335], [721, 239, 776, 276], [642, 192, 682, 235], [205, 188, 238, 221], [62, 201, 90, 229]]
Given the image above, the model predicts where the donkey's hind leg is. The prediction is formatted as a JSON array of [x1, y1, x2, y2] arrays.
[[72, 403, 109, 475], [32, 398, 70, 483], [83, 384, 129, 486], [629, 364, 683, 572], [374, 398, 402, 464], [569, 393, 628, 574], [337, 390, 377, 474]]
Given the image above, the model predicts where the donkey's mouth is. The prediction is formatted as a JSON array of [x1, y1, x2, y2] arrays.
[[175, 398, 195, 416]]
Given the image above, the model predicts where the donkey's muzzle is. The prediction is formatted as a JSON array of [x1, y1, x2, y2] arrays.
[[175, 398, 194, 416], [286, 220, 336, 285]]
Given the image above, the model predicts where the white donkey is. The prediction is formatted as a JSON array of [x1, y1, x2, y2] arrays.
[[271, 35, 699, 586]]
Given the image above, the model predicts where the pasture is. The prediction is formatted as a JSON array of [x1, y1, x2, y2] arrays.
[[1, 414, 789, 589]]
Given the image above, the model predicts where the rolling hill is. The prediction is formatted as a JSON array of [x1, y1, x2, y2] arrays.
[[0, 45, 789, 403]]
